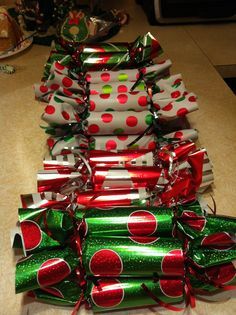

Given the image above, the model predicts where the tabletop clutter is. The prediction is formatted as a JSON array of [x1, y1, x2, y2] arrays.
[[12, 30, 236, 314]]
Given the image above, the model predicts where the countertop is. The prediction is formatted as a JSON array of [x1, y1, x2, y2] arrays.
[[0, 1, 236, 314]]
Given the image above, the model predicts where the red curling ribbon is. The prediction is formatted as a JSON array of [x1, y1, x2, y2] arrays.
[[141, 283, 184, 311], [71, 293, 84, 315], [184, 277, 196, 308]]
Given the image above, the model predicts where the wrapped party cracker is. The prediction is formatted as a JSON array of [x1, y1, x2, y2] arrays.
[[37, 146, 213, 197], [85, 59, 172, 84], [29, 277, 185, 311], [15, 235, 236, 291], [72, 32, 162, 70]]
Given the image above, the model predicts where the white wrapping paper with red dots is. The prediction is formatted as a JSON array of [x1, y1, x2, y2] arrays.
[[91, 134, 158, 151], [164, 129, 198, 141], [47, 135, 88, 156], [85, 111, 153, 135], [43, 94, 84, 124], [89, 74, 186, 96], [89, 90, 198, 118], [85, 60, 172, 84]]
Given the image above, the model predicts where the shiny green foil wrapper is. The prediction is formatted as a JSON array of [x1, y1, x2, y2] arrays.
[[75, 206, 174, 237], [189, 262, 236, 293], [31, 278, 81, 306], [17, 208, 74, 254], [30, 277, 184, 312], [86, 277, 184, 312], [177, 210, 236, 247], [82, 236, 185, 277], [15, 248, 78, 293]]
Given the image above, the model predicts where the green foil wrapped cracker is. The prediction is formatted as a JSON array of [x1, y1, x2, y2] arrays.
[[16, 207, 74, 254], [82, 236, 185, 277], [16, 247, 78, 293], [29, 277, 184, 312]]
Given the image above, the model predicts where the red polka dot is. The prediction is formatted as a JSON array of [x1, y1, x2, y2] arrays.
[[160, 279, 183, 298], [40, 86, 49, 93], [105, 140, 117, 150], [153, 103, 160, 110], [188, 95, 196, 102], [50, 84, 60, 90], [55, 62, 65, 71], [89, 249, 123, 276], [117, 94, 128, 104], [45, 105, 55, 115], [177, 108, 189, 117], [86, 74, 91, 82], [129, 236, 159, 244], [100, 94, 110, 99], [101, 113, 113, 123], [181, 211, 206, 232], [62, 111, 70, 121], [90, 100, 96, 111], [117, 135, 128, 141], [118, 85, 128, 93], [174, 131, 183, 139], [205, 263, 235, 285], [173, 78, 182, 85], [75, 98, 83, 105], [136, 73, 140, 80], [62, 77, 73, 88], [88, 124, 100, 134], [101, 73, 110, 82], [91, 279, 124, 308], [201, 232, 234, 250], [171, 91, 181, 98], [183, 91, 188, 96], [75, 114, 81, 122], [162, 103, 173, 111], [138, 96, 148, 107], [161, 249, 184, 276], [126, 116, 138, 127], [43, 287, 64, 298], [90, 90, 99, 95], [63, 88, 73, 96], [148, 141, 157, 150], [21, 220, 42, 251], [47, 138, 55, 148], [37, 258, 71, 287], [127, 210, 157, 236]]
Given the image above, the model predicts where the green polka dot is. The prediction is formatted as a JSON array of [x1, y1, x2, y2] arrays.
[[137, 82, 145, 91], [118, 73, 128, 81], [105, 108, 115, 111], [145, 114, 153, 125], [89, 142, 95, 150], [113, 128, 124, 135], [176, 96, 185, 102], [129, 144, 139, 149], [54, 96, 64, 103], [102, 84, 112, 94], [128, 108, 135, 111]]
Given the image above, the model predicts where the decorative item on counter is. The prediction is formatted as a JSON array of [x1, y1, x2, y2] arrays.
[[37, 144, 213, 205], [46, 129, 198, 155], [0, 63, 15, 74], [42, 32, 162, 75], [14, 208, 236, 311], [58, 9, 129, 47], [43, 140, 196, 170], [0, 7, 32, 58]]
